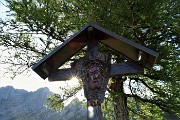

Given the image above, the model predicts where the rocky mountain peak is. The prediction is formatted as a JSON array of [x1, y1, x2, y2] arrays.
[[0, 86, 86, 120]]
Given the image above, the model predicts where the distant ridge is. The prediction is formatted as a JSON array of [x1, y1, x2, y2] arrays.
[[0, 86, 86, 120], [0, 86, 178, 120]]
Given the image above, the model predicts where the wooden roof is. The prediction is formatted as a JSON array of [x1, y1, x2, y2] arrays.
[[32, 23, 159, 79]]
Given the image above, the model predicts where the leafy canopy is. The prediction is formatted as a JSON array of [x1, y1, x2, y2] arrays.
[[1, 0, 180, 119]]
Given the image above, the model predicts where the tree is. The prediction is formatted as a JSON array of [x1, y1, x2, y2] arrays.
[[1, 0, 179, 119]]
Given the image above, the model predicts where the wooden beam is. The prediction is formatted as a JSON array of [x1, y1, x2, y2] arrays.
[[48, 61, 144, 81], [110, 61, 144, 76]]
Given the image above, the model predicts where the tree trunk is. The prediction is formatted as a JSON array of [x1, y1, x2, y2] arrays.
[[111, 77, 129, 120]]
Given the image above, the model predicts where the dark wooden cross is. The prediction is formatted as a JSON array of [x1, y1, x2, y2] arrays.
[[32, 23, 159, 120]]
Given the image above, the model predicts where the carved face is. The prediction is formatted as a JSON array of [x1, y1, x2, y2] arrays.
[[88, 66, 101, 90], [72, 53, 110, 103]]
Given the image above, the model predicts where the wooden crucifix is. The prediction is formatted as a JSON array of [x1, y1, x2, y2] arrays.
[[71, 27, 111, 119], [32, 23, 159, 120]]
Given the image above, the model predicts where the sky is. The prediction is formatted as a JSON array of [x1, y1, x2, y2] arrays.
[[0, 1, 80, 93]]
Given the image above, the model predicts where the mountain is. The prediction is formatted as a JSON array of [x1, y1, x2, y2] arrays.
[[0, 86, 86, 120], [1, 86, 178, 120]]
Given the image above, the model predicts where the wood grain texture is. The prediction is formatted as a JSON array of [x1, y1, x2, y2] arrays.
[[48, 61, 144, 81]]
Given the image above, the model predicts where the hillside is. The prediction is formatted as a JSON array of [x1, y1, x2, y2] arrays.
[[0, 86, 86, 120]]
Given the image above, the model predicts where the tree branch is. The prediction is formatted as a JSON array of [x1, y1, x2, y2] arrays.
[[143, 74, 160, 80], [126, 94, 171, 113], [130, 77, 162, 95]]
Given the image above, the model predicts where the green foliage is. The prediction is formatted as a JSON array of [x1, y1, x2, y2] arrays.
[[128, 97, 164, 120], [46, 83, 82, 111], [46, 93, 64, 111], [102, 96, 115, 120], [1, 0, 180, 119]]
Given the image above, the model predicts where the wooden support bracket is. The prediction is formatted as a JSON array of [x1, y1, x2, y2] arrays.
[[48, 61, 143, 81]]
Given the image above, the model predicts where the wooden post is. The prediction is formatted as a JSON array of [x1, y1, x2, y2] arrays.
[[72, 45, 110, 120], [71, 27, 110, 120], [86, 29, 102, 120], [87, 100, 102, 120]]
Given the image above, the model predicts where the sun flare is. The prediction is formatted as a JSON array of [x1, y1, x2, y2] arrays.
[[68, 76, 80, 87]]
